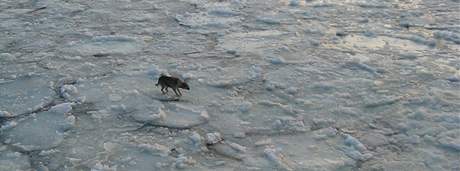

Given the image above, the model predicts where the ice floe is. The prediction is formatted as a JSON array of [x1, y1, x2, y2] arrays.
[[0, 76, 55, 117], [1, 103, 75, 151]]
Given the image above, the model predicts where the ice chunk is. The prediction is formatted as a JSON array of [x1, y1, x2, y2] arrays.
[[186, 131, 203, 152], [355, 0, 389, 8], [340, 146, 372, 161], [312, 127, 338, 140], [174, 131, 205, 155], [35, 162, 49, 171], [255, 138, 272, 146], [145, 104, 209, 129], [343, 61, 379, 76], [174, 155, 196, 169], [311, 118, 336, 130], [206, 132, 223, 145], [267, 56, 286, 65], [434, 31, 460, 44], [272, 117, 307, 132], [137, 143, 169, 157], [437, 129, 460, 151], [131, 103, 165, 123], [221, 99, 252, 113], [288, 0, 304, 6], [344, 134, 367, 152], [228, 142, 247, 153], [406, 35, 436, 47], [0, 120, 18, 131], [56, 77, 85, 103], [209, 142, 245, 160], [447, 71, 460, 82], [60, 84, 85, 103], [0, 111, 13, 118], [49, 103, 72, 114], [285, 87, 298, 94], [360, 132, 389, 149], [447, 76, 460, 82], [340, 134, 373, 161], [264, 147, 294, 171]]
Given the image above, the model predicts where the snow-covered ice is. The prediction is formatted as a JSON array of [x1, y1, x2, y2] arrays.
[[1, 0, 459, 170]]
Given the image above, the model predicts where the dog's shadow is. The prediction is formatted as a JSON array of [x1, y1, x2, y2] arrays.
[[153, 96, 181, 102], [142, 91, 189, 102]]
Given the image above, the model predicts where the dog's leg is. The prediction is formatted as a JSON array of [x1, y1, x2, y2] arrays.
[[161, 86, 168, 94], [173, 88, 180, 96], [177, 89, 182, 96]]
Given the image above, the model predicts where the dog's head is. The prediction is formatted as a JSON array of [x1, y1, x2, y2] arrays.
[[180, 82, 190, 90]]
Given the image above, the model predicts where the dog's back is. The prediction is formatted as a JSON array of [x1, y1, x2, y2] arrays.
[[156, 75, 180, 88]]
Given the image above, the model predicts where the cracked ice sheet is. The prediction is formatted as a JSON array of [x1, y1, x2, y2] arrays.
[[1, 0, 460, 170], [0, 145, 31, 171], [0, 76, 55, 118], [0, 103, 75, 152]]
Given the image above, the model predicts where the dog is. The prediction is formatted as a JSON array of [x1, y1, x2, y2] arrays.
[[155, 74, 190, 96]]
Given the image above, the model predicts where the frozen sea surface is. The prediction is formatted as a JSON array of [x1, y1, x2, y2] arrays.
[[1, 0, 460, 170]]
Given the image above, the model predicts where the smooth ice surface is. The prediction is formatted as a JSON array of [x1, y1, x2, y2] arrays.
[[1, 0, 460, 170]]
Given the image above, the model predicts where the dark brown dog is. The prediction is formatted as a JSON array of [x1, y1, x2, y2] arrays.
[[155, 74, 190, 96]]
